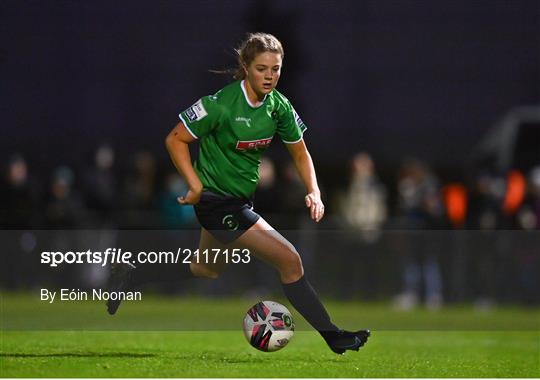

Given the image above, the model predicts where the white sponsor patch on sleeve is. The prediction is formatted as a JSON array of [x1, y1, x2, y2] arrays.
[[185, 99, 208, 122], [292, 108, 306, 131]]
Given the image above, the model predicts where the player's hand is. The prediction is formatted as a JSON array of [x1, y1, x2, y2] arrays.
[[177, 187, 202, 205], [305, 192, 324, 222]]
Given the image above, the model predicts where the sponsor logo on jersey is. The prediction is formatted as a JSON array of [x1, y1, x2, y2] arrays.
[[185, 99, 208, 122], [236, 137, 273, 151], [235, 116, 252, 127]]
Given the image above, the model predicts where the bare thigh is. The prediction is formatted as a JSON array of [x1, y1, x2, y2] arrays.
[[236, 218, 304, 284], [191, 219, 304, 283]]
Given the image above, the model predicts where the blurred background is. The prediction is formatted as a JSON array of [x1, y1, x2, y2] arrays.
[[1, 0, 539, 308]]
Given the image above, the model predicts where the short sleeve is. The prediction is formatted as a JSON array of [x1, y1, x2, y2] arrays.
[[178, 95, 222, 139], [276, 101, 307, 144]]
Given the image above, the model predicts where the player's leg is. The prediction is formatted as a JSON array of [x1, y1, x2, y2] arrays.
[[236, 218, 370, 354], [105, 260, 137, 314], [236, 219, 303, 283], [189, 227, 229, 279]]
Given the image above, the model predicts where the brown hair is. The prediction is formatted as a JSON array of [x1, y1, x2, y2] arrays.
[[233, 33, 284, 80]]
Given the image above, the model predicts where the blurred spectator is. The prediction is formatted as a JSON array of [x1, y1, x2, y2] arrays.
[[442, 183, 468, 229], [0, 154, 41, 228], [158, 172, 196, 228], [1, 154, 41, 288], [124, 151, 157, 206], [393, 158, 444, 310], [83, 144, 118, 225], [531, 167, 540, 226], [338, 152, 387, 299], [519, 166, 540, 229], [45, 166, 87, 228], [341, 153, 387, 242], [512, 167, 540, 304], [442, 182, 470, 304], [122, 150, 158, 227], [466, 172, 505, 230], [44, 167, 88, 286], [82, 144, 118, 287], [502, 170, 527, 227]]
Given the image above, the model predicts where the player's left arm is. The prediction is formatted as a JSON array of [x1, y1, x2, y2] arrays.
[[285, 139, 324, 222]]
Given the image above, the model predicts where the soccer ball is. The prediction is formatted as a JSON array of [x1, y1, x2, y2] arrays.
[[243, 301, 295, 352]]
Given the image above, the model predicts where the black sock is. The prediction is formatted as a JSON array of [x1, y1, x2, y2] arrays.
[[282, 275, 339, 335]]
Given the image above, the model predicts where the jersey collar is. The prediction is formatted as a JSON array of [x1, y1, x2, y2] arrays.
[[241, 80, 267, 109]]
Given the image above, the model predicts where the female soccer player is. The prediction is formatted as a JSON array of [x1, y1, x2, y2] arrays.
[[108, 33, 369, 354]]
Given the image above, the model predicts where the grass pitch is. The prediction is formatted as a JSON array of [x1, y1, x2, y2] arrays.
[[1, 294, 539, 377]]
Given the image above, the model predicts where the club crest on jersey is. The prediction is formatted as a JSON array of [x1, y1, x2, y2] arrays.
[[236, 137, 273, 151], [185, 99, 208, 122], [266, 105, 278, 120]]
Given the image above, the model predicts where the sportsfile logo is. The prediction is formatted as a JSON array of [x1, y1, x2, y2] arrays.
[[236, 137, 272, 151]]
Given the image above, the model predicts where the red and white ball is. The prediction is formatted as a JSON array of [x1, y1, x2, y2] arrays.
[[243, 301, 295, 352]]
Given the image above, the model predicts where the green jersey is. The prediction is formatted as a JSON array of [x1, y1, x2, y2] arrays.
[[179, 80, 307, 198]]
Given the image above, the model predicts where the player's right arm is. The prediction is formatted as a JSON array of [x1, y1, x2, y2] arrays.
[[165, 122, 203, 205]]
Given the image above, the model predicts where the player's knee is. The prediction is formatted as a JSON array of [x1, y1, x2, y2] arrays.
[[290, 253, 304, 278], [190, 262, 220, 279], [279, 250, 304, 283]]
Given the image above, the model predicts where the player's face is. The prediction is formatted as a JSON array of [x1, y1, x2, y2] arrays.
[[244, 52, 282, 99]]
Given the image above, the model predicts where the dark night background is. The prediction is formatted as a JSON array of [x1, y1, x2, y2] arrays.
[[1, 1, 540, 305], [2, 0, 539, 172]]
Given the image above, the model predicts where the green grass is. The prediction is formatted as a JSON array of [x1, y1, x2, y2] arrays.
[[1, 294, 539, 377], [2, 331, 538, 377], [3, 292, 538, 331]]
